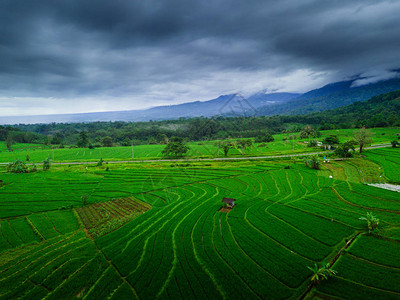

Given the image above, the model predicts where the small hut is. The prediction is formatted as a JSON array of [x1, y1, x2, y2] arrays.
[[222, 197, 236, 209]]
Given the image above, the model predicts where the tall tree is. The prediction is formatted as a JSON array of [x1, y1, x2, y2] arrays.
[[77, 131, 89, 148], [102, 136, 113, 147], [353, 127, 372, 154], [162, 137, 190, 158]]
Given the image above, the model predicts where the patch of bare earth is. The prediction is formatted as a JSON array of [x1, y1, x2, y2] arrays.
[[219, 207, 232, 213], [76, 197, 151, 238]]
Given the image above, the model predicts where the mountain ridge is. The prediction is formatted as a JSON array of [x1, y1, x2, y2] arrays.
[[1, 76, 400, 125]]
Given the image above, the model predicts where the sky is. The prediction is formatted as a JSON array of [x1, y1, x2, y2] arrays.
[[1, 0, 400, 116]]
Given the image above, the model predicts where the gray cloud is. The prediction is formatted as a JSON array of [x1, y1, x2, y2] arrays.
[[0, 0, 399, 115]]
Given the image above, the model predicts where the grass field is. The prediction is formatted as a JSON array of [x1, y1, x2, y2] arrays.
[[0, 127, 398, 163], [1, 149, 399, 299]]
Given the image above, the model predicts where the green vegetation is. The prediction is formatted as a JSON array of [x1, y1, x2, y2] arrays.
[[0, 149, 399, 299], [161, 136, 190, 157], [307, 263, 337, 284], [0, 127, 398, 163], [364, 147, 400, 183], [359, 212, 380, 233], [0, 91, 399, 298], [304, 155, 320, 170], [7, 160, 28, 173], [1, 90, 398, 149]]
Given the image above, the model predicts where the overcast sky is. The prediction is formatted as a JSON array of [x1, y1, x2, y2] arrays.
[[1, 0, 400, 116]]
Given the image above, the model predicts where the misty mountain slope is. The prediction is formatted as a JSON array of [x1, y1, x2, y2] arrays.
[[1, 77, 400, 125], [0, 92, 299, 124], [256, 78, 400, 116]]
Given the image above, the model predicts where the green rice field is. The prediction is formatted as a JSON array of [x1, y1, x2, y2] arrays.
[[0, 146, 399, 299], [0, 127, 398, 163]]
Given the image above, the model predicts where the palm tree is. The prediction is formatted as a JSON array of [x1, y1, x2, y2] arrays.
[[307, 263, 337, 285], [359, 212, 379, 233]]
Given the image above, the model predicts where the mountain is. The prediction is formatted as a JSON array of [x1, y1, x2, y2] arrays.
[[256, 77, 400, 116], [0, 92, 299, 125], [1, 76, 400, 125], [306, 89, 400, 128]]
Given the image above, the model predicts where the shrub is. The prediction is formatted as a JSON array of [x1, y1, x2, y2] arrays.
[[391, 140, 399, 148], [304, 155, 320, 170], [43, 158, 51, 171], [102, 136, 113, 147], [334, 141, 357, 157], [255, 133, 274, 143], [97, 158, 104, 166], [7, 160, 28, 173], [307, 140, 318, 147]]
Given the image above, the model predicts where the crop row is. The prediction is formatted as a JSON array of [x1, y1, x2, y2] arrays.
[[365, 148, 400, 182], [268, 203, 354, 247], [0, 210, 78, 254], [0, 218, 40, 253], [0, 231, 111, 299], [246, 202, 332, 260], [348, 235, 400, 268], [335, 182, 400, 212]]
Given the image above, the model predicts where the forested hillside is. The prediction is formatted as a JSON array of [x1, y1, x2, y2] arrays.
[[1, 90, 399, 146]]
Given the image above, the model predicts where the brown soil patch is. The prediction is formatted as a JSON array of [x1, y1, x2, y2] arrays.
[[76, 197, 151, 238], [219, 207, 232, 213]]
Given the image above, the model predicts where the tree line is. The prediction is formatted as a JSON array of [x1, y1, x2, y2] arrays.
[[1, 89, 399, 148]]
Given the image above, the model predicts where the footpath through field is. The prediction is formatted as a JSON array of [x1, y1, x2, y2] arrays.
[[1, 143, 387, 166]]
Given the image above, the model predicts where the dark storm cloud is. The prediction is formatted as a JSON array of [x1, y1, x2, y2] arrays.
[[0, 0, 399, 115]]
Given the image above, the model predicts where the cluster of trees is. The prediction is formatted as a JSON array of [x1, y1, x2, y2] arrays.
[[7, 158, 50, 173], [2, 90, 399, 149], [0, 126, 44, 151]]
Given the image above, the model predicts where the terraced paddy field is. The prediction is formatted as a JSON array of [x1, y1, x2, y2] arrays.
[[364, 147, 400, 183], [0, 154, 399, 299]]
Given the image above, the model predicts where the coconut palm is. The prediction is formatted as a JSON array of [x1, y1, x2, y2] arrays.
[[307, 263, 337, 285], [359, 212, 379, 233]]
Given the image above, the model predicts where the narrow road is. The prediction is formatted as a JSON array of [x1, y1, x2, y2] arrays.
[[1, 143, 390, 166]]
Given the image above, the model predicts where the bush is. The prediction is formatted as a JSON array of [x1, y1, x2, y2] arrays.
[[334, 141, 357, 157], [391, 140, 399, 148], [43, 158, 51, 171], [7, 160, 28, 173], [97, 158, 104, 166], [255, 133, 274, 143], [102, 136, 113, 147], [304, 155, 320, 170], [307, 140, 318, 147]]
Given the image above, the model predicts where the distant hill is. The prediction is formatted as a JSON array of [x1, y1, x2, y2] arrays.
[[307, 89, 400, 128], [0, 92, 299, 125], [256, 77, 400, 116], [1, 76, 400, 125]]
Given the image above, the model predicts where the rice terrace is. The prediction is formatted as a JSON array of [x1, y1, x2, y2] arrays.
[[0, 139, 399, 299], [1, 1, 400, 299]]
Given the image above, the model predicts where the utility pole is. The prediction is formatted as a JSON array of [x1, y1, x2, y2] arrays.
[[131, 139, 134, 159]]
